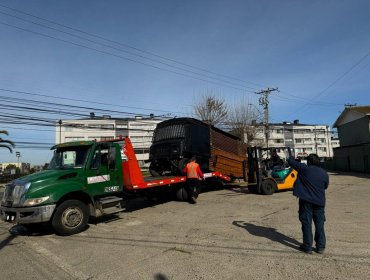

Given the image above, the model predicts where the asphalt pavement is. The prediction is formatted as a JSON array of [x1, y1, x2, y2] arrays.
[[0, 172, 369, 279]]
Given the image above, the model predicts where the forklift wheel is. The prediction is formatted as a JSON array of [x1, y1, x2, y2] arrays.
[[261, 179, 277, 195]]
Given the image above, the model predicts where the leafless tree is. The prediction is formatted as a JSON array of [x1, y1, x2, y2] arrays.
[[228, 101, 261, 148], [0, 130, 15, 153], [193, 94, 228, 127]]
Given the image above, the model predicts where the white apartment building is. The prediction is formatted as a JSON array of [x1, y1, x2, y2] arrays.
[[250, 120, 339, 158], [55, 115, 162, 167]]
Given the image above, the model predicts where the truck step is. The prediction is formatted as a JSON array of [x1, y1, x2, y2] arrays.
[[95, 197, 125, 217], [96, 196, 123, 206], [102, 207, 125, 215]]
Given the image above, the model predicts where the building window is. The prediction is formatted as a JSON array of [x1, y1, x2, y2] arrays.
[[295, 138, 303, 143], [116, 124, 128, 129], [101, 124, 114, 130], [294, 129, 311, 134], [87, 124, 100, 129], [65, 137, 85, 141], [88, 137, 100, 141], [134, 148, 150, 154], [101, 136, 114, 141]]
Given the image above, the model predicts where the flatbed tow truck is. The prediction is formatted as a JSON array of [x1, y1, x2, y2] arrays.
[[0, 137, 230, 236]]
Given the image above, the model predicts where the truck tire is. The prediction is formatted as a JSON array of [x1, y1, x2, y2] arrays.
[[52, 200, 89, 236], [261, 179, 277, 195], [176, 187, 188, 201]]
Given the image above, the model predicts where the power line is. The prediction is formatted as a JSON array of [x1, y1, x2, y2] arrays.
[[0, 9, 261, 91], [270, 94, 342, 106], [0, 89, 181, 118], [0, 3, 266, 89], [288, 52, 370, 116], [0, 20, 257, 94]]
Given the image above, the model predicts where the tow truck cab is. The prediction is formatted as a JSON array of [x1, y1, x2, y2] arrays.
[[0, 140, 125, 235]]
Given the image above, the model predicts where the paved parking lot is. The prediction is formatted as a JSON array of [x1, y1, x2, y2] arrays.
[[1, 172, 370, 280]]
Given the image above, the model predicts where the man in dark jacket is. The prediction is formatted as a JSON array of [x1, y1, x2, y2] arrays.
[[288, 154, 329, 254]]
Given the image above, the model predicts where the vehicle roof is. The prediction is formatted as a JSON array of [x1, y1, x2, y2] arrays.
[[157, 117, 240, 140], [51, 141, 95, 150]]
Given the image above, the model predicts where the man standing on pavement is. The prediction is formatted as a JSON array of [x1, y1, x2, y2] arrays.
[[183, 157, 204, 204], [288, 153, 329, 254]]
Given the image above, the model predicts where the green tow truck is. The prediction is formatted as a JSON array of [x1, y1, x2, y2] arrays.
[[0, 137, 230, 235]]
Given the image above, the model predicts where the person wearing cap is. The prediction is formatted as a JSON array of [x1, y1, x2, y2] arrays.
[[183, 156, 204, 204], [288, 153, 329, 254]]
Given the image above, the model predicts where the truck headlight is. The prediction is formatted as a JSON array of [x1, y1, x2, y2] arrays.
[[12, 182, 31, 206], [23, 196, 50, 207]]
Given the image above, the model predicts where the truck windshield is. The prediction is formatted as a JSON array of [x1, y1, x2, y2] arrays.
[[48, 146, 91, 169]]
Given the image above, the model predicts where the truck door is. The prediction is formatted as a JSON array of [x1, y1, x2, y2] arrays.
[[86, 143, 122, 197]]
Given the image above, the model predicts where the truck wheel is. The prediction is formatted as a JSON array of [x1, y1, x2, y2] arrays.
[[176, 187, 188, 201], [52, 200, 89, 236], [261, 179, 277, 195]]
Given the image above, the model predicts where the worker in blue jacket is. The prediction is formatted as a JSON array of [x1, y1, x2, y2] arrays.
[[288, 154, 329, 254]]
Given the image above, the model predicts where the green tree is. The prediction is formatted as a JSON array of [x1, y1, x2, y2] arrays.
[[0, 130, 15, 153]]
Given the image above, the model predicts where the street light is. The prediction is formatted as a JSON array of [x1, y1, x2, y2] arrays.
[[58, 120, 62, 144], [16, 151, 21, 174]]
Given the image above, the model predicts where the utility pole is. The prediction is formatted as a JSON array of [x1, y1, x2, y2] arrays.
[[255, 87, 278, 152], [314, 125, 318, 154]]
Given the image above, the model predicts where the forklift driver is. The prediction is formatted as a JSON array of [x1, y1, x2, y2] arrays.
[[271, 149, 282, 170]]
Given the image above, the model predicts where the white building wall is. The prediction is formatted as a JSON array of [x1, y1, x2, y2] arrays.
[[127, 119, 160, 165], [56, 117, 161, 167], [248, 123, 337, 158]]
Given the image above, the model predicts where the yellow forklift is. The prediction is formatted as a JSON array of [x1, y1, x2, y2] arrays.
[[247, 146, 297, 195]]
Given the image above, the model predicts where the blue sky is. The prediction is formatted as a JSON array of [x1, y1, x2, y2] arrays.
[[0, 0, 369, 165]]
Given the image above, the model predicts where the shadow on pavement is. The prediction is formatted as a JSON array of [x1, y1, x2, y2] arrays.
[[233, 221, 301, 250], [154, 273, 169, 280], [8, 223, 55, 236], [0, 233, 16, 251]]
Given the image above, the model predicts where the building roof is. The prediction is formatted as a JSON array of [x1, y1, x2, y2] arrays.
[[333, 106, 370, 128]]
